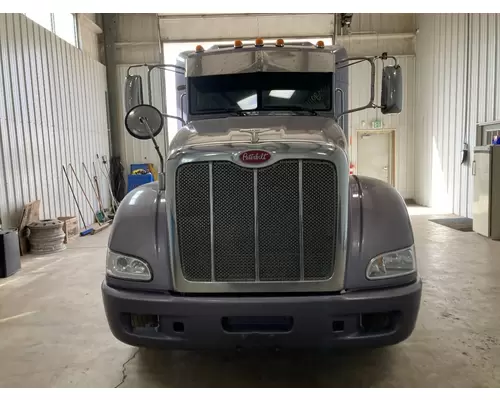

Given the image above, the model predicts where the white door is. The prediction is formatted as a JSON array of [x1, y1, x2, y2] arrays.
[[356, 130, 394, 184], [472, 148, 491, 237]]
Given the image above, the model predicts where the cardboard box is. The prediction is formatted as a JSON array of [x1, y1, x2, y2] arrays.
[[57, 216, 78, 243]]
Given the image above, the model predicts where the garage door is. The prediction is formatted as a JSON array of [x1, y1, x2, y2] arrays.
[[159, 14, 335, 42]]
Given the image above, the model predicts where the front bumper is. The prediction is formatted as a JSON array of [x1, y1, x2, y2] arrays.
[[102, 279, 422, 350]]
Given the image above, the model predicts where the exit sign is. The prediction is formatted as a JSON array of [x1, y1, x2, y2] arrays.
[[372, 120, 382, 129]]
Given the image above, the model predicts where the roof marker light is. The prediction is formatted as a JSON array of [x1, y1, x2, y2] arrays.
[[276, 38, 284, 47], [255, 37, 264, 47], [316, 40, 325, 49], [234, 40, 243, 48], [195, 45, 204, 53]]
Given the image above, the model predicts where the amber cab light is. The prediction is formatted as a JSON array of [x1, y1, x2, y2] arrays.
[[195, 45, 204, 53], [234, 40, 243, 48], [276, 38, 284, 47], [255, 37, 264, 47], [316, 40, 325, 48]]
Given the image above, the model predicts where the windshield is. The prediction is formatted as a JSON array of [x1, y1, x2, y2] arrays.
[[188, 72, 333, 115]]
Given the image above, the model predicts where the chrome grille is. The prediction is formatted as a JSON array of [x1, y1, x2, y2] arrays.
[[175, 159, 338, 283]]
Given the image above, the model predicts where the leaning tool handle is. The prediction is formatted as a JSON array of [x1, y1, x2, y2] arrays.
[[93, 162, 105, 210], [98, 155, 119, 211], [82, 162, 103, 211], [68, 163, 103, 226], [62, 165, 88, 229], [94, 176, 103, 210]]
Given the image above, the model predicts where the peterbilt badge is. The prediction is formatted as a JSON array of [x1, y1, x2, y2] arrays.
[[239, 150, 271, 164]]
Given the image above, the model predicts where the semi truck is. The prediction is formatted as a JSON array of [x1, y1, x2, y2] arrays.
[[102, 39, 422, 349]]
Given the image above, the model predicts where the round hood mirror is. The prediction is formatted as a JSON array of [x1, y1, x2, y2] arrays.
[[125, 104, 164, 140]]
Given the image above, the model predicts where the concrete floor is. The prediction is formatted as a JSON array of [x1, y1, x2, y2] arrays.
[[1, 206, 499, 387]]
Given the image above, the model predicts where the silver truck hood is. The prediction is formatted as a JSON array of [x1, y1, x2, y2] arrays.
[[168, 115, 346, 155]]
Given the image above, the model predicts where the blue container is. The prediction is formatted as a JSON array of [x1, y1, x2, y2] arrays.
[[127, 173, 154, 193], [131, 163, 150, 174]]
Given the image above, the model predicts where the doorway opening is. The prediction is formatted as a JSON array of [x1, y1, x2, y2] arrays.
[[356, 129, 396, 186]]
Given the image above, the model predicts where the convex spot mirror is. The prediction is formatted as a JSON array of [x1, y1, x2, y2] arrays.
[[124, 75, 144, 113], [381, 65, 403, 115], [125, 104, 164, 140]]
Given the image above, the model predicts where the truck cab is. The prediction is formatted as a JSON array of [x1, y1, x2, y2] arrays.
[[102, 40, 422, 349]]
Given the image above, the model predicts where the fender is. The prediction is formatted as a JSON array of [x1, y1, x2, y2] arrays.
[[107, 182, 172, 292], [345, 175, 416, 290]]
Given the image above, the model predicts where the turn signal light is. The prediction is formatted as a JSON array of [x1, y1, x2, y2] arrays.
[[316, 40, 325, 49], [195, 45, 204, 53], [234, 40, 243, 48], [276, 38, 284, 47], [255, 37, 264, 47]]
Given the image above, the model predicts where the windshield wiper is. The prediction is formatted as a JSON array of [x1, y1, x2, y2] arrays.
[[263, 106, 319, 116]]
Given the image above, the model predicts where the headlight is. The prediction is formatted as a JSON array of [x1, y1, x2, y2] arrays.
[[106, 250, 152, 281], [366, 245, 416, 280]]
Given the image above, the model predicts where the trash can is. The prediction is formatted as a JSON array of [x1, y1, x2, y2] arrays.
[[0, 229, 21, 278]]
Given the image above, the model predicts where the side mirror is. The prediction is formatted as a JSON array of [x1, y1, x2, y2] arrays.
[[124, 75, 144, 113], [125, 104, 164, 140], [381, 65, 402, 114]]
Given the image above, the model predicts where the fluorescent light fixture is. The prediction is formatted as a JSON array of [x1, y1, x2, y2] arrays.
[[269, 90, 295, 99], [237, 94, 257, 110]]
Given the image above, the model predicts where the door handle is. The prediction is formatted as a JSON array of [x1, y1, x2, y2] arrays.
[[472, 160, 476, 176]]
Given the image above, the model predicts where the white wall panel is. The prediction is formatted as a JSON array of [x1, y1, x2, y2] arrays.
[[115, 65, 166, 178], [115, 14, 161, 64], [117, 14, 160, 43], [337, 34, 415, 57], [415, 14, 500, 217], [158, 13, 416, 42], [349, 14, 416, 34], [78, 14, 101, 62], [159, 14, 336, 41], [348, 56, 415, 199], [0, 14, 109, 229]]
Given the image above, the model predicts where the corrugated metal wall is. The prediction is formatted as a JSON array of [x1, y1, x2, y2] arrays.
[[415, 14, 500, 217], [348, 56, 416, 199], [0, 13, 109, 229], [116, 65, 166, 177]]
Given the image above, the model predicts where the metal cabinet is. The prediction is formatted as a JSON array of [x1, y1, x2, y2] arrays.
[[472, 145, 500, 240]]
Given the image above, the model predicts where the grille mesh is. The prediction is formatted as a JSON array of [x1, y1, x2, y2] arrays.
[[213, 162, 255, 281], [303, 161, 337, 280], [257, 161, 301, 281], [175, 159, 338, 284], [175, 163, 212, 281]]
